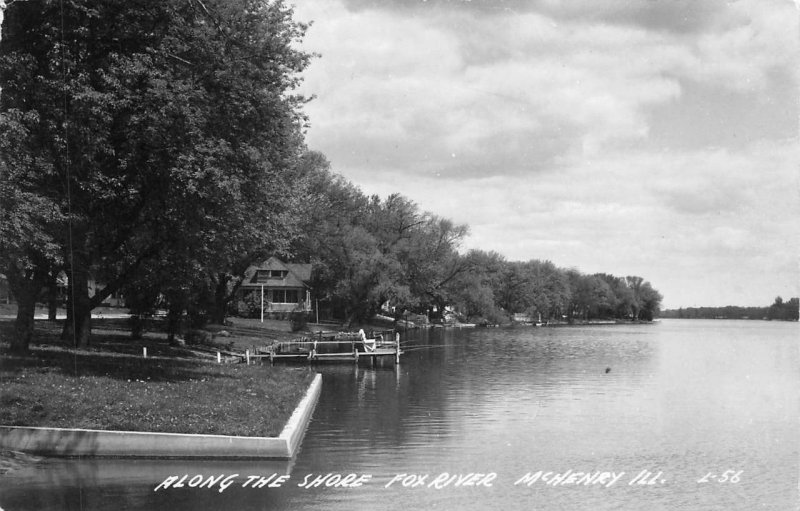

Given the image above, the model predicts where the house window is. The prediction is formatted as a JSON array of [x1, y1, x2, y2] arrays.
[[271, 289, 300, 303], [256, 270, 286, 282]]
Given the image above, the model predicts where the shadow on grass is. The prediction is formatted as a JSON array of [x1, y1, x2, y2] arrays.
[[1, 319, 316, 437], [0, 320, 238, 384]]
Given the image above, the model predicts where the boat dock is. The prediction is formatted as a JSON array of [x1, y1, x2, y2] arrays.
[[255, 329, 402, 364]]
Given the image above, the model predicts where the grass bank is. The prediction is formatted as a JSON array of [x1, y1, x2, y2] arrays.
[[0, 319, 316, 438]]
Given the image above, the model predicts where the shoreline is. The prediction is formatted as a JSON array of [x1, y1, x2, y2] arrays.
[[1, 318, 319, 459], [0, 374, 321, 459]]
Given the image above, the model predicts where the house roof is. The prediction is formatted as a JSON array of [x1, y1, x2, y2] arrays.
[[285, 263, 311, 282], [242, 256, 312, 289]]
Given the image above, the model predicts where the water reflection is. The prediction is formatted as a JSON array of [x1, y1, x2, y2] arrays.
[[1, 320, 797, 511], [1, 458, 294, 510]]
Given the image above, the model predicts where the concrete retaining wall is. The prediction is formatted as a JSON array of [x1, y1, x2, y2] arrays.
[[0, 373, 321, 459]]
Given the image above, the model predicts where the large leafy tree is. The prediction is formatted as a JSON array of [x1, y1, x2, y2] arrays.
[[400, 215, 468, 316], [636, 280, 663, 320], [768, 296, 799, 321], [0, 121, 63, 352], [289, 160, 470, 325], [0, 0, 310, 348], [518, 260, 570, 321], [364, 194, 468, 317], [445, 250, 505, 323], [567, 271, 615, 322], [289, 153, 374, 323]]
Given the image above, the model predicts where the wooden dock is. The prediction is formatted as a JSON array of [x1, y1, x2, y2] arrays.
[[253, 330, 402, 365]]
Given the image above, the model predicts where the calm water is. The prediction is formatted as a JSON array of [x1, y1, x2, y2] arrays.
[[1, 319, 798, 510]]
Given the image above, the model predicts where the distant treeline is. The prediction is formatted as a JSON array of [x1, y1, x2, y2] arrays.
[[661, 296, 799, 321]]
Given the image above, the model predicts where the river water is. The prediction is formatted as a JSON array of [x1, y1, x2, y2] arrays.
[[1, 319, 797, 510]]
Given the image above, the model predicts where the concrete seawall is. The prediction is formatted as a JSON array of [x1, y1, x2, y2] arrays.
[[0, 373, 322, 459]]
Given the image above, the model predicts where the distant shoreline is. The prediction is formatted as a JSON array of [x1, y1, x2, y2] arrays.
[[659, 316, 798, 322], [660, 298, 799, 322]]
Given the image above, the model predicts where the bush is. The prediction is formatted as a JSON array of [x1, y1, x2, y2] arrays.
[[289, 310, 308, 332], [186, 329, 213, 346], [239, 293, 267, 318]]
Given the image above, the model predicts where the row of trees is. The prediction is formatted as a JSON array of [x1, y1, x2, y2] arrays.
[[0, 0, 663, 354], [288, 152, 662, 326], [1, 0, 313, 351], [661, 297, 799, 321]]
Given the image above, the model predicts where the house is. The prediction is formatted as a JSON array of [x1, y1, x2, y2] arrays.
[[239, 257, 312, 315], [55, 271, 125, 307], [0, 271, 124, 308]]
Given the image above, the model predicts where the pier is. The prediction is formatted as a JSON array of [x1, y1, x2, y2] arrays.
[[253, 330, 402, 365]]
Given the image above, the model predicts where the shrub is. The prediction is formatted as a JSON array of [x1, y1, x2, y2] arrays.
[[289, 310, 308, 332]]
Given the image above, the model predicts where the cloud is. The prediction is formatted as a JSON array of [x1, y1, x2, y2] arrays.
[[338, 0, 722, 34], [351, 136, 799, 307], [686, 1, 800, 92], [297, 0, 796, 182], [292, 0, 800, 307]]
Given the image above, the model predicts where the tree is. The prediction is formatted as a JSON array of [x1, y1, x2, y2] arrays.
[[446, 250, 505, 323], [1, 0, 311, 346], [0, 112, 64, 352], [495, 262, 530, 314], [637, 281, 663, 320], [624, 276, 661, 320], [625, 276, 645, 319], [567, 271, 614, 322], [288, 155, 375, 323], [401, 215, 469, 317], [523, 260, 570, 321], [768, 296, 799, 321], [287, 161, 472, 326]]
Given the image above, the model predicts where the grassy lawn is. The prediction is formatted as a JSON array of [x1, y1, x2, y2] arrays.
[[0, 318, 316, 437]]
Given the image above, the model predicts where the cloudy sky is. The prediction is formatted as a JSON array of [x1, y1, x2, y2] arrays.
[[291, 0, 799, 309], [2, 2, 795, 309]]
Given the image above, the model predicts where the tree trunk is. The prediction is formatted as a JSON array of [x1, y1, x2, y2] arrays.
[[166, 307, 181, 344], [10, 283, 38, 354], [47, 275, 59, 321], [61, 260, 92, 348], [130, 314, 144, 339], [12, 296, 36, 353], [5, 262, 48, 354], [211, 273, 230, 325]]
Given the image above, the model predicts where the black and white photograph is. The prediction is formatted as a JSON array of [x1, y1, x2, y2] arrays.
[[1, 0, 798, 509]]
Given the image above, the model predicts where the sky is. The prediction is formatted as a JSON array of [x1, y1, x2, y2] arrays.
[[0, 1, 797, 309], [290, 0, 800, 309]]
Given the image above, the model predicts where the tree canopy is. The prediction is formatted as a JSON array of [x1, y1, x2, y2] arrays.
[[287, 154, 661, 326], [0, 0, 311, 350]]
